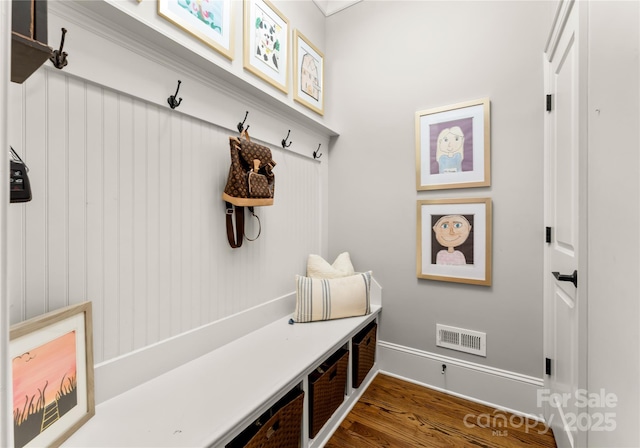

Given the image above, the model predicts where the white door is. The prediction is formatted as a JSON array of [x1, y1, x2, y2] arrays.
[[543, 2, 587, 448]]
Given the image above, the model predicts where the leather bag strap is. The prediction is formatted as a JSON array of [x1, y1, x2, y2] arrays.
[[225, 202, 244, 248], [244, 207, 261, 242]]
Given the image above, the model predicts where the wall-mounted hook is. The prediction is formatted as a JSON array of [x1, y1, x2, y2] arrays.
[[50, 28, 69, 69], [281, 130, 292, 148], [237, 111, 249, 133], [313, 144, 322, 160], [441, 364, 447, 374], [167, 80, 183, 109]]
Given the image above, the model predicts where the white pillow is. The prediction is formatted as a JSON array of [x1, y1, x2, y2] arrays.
[[306, 252, 355, 278], [292, 271, 372, 323]]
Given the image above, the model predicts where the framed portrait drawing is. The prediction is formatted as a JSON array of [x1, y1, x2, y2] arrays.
[[415, 98, 490, 190], [417, 198, 492, 286], [293, 30, 324, 115], [243, 0, 289, 93], [158, 0, 234, 60], [10, 302, 95, 448]]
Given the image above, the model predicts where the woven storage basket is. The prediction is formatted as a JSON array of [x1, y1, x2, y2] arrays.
[[226, 388, 304, 448], [308, 348, 349, 438], [352, 321, 377, 388]]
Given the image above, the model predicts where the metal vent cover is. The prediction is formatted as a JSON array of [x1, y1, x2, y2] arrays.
[[436, 324, 486, 357]]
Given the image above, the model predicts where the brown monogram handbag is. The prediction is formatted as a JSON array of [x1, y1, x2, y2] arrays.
[[222, 131, 276, 248]]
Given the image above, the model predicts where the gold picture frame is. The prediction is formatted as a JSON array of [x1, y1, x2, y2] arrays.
[[416, 98, 490, 190], [293, 30, 324, 115], [10, 302, 95, 448], [243, 0, 290, 93], [158, 0, 234, 60], [417, 198, 492, 286]]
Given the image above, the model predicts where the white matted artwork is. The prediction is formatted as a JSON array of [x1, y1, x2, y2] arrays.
[[415, 98, 490, 190], [243, 0, 289, 93], [293, 29, 324, 115], [417, 198, 492, 286], [158, 0, 234, 60]]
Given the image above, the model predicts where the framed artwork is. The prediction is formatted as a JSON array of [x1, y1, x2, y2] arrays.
[[243, 0, 289, 93], [158, 0, 234, 60], [293, 30, 324, 115], [415, 98, 490, 190], [10, 302, 95, 448], [417, 198, 492, 286]]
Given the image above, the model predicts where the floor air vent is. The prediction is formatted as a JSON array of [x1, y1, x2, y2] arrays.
[[436, 324, 486, 357]]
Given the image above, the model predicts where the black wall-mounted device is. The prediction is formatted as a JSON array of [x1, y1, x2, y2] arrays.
[[10, 147, 32, 203]]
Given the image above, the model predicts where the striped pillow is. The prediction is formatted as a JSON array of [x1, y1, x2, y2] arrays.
[[293, 271, 372, 323]]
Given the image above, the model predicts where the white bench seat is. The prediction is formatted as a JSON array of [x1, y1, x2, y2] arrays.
[[64, 305, 381, 447]]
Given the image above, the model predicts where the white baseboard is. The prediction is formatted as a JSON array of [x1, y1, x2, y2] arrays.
[[94, 292, 296, 404], [378, 341, 545, 420]]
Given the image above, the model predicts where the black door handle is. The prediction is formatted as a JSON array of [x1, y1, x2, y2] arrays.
[[552, 270, 577, 288]]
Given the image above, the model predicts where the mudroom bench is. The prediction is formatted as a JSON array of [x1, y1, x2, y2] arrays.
[[64, 290, 381, 448]]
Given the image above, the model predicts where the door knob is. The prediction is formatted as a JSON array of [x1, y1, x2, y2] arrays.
[[552, 270, 577, 288]]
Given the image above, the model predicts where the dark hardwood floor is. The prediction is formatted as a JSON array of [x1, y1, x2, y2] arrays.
[[325, 373, 557, 448]]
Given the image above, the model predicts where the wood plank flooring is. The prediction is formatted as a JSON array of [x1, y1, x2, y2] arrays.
[[325, 373, 556, 448]]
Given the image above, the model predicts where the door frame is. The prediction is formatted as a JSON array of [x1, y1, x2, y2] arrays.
[[1, 0, 12, 446], [543, 1, 589, 447]]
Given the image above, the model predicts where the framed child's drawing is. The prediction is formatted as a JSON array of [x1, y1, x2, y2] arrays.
[[10, 302, 95, 448], [417, 198, 492, 286], [293, 30, 324, 115], [158, 0, 234, 60], [243, 0, 289, 93], [416, 98, 490, 190]]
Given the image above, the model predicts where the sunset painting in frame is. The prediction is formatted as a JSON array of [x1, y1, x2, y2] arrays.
[[10, 302, 94, 448]]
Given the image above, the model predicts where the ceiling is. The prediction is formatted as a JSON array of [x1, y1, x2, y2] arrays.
[[311, 0, 363, 16]]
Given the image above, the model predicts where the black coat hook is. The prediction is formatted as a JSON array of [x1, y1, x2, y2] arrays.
[[237, 111, 249, 133], [167, 80, 183, 109], [313, 144, 322, 159], [50, 28, 69, 69], [281, 130, 292, 148]]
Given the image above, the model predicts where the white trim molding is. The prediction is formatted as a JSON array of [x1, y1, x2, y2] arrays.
[[379, 341, 546, 420], [312, 0, 363, 17], [0, 1, 11, 445]]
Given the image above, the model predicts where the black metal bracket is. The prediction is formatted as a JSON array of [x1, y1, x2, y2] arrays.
[[281, 130, 292, 148], [237, 111, 249, 133], [50, 28, 69, 69], [545, 358, 552, 375], [546, 94, 552, 112], [313, 144, 322, 160], [9, 147, 32, 203], [167, 80, 183, 109]]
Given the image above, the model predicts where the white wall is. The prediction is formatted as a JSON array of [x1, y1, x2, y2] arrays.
[[6, 0, 332, 369], [587, 2, 640, 446], [325, 1, 640, 442], [325, 1, 551, 379]]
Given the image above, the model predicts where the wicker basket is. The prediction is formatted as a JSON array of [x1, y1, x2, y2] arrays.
[[226, 387, 304, 448], [352, 321, 377, 388], [308, 348, 349, 438]]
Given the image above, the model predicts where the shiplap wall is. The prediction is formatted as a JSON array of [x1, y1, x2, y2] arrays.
[[7, 67, 322, 364]]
